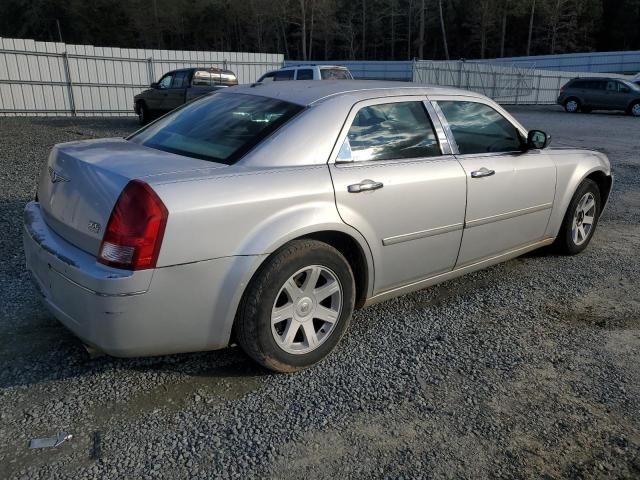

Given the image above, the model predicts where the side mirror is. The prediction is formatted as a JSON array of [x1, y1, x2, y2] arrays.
[[527, 130, 550, 150], [150, 82, 159, 89]]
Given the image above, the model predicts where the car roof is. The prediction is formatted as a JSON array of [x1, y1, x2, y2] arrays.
[[167, 67, 236, 75], [228, 80, 476, 106], [280, 64, 349, 70], [570, 77, 617, 82]]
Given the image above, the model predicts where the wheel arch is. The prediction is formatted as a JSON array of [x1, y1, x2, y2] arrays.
[[586, 169, 613, 208], [252, 227, 374, 310], [226, 228, 374, 346], [626, 98, 640, 114]]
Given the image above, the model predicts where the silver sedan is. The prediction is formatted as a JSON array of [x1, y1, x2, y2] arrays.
[[23, 81, 612, 372]]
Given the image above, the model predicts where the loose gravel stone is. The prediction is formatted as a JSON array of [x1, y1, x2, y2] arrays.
[[0, 107, 638, 479]]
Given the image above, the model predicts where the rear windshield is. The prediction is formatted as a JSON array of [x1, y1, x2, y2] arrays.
[[129, 93, 303, 165], [320, 68, 352, 80]]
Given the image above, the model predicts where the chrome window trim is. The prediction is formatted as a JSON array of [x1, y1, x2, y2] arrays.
[[427, 94, 529, 158], [429, 100, 458, 155], [423, 100, 453, 155], [328, 95, 446, 165]]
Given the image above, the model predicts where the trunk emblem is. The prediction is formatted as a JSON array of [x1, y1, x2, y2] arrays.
[[48, 167, 69, 184], [88, 221, 102, 234]]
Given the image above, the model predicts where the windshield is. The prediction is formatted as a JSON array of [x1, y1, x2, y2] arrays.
[[622, 80, 640, 91], [129, 93, 303, 164]]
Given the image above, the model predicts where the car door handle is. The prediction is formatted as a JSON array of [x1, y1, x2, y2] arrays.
[[470, 168, 495, 178], [348, 180, 384, 193]]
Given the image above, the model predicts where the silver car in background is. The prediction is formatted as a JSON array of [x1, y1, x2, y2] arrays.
[[24, 81, 612, 372]]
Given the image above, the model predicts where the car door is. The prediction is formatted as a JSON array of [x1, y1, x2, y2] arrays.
[[329, 97, 467, 294], [431, 97, 556, 266], [161, 70, 189, 111], [583, 80, 606, 108], [609, 81, 633, 109], [146, 72, 173, 110]]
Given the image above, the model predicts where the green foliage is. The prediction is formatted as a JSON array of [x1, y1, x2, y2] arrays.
[[0, 0, 638, 59]]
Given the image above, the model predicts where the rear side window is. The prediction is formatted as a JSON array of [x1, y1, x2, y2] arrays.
[[438, 101, 522, 155], [296, 69, 314, 80], [274, 70, 295, 81], [172, 71, 188, 88], [321, 68, 352, 80], [129, 93, 303, 165], [342, 102, 440, 162]]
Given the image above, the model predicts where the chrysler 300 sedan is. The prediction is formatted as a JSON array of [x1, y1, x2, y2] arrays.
[[24, 81, 612, 372]]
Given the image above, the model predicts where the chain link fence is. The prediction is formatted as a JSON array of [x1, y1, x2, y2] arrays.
[[413, 60, 634, 105]]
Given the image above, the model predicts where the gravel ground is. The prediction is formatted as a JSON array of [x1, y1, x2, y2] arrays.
[[0, 107, 639, 479]]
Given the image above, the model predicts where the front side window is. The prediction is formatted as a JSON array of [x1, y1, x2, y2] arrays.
[[274, 70, 295, 81], [259, 72, 275, 83], [158, 74, 173, 89], [438, 101, 522, 155], [342, 101, 440, 162], [296, 69, 314, 80], [321, 68, 352, 80], [129, 93, 303, 165]]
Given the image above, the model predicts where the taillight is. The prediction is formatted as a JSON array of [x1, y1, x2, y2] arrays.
[[98, 180, 168, 270]]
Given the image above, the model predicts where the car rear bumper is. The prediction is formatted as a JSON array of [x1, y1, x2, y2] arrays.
[[23, 201, 261, 357]]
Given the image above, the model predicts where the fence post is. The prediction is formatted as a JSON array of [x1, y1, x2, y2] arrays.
[[457, 60, 463, 88], [147, 57, 154, 84], [491, 69, 498, 99], [534, 75, 542, 105], [61, 52, 76, 116]]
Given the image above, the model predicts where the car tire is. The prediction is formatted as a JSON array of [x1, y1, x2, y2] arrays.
[[137, 103, 149, 125], [629, 101, 640, 117], [235, 239, 356, 373], [554, 179, 601, 255], [564, 98, 580, 113]]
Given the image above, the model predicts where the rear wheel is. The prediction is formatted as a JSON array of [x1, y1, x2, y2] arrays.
[[564, 98, 580, 113], [629, 101, 640, 117], [554, 179, 601, 255], [235, 239, 355, 373]]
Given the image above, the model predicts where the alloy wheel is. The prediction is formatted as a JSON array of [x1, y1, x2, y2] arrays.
[[566, 100, 579, 113], [632, 103, 640, 117], [571, 192, 597, 246], [271, 265, 343, 355]]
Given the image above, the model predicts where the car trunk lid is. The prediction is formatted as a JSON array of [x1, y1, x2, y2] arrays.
[[38, 138, 225, 256]]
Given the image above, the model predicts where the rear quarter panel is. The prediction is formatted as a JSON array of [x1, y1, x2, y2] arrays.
[[150, 165, 373, 276]]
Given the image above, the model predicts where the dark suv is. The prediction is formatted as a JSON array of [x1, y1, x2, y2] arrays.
[[134, 67, 238, 124], [557, 77, 640, 117]]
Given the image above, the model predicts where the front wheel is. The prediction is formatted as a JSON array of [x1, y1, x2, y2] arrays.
[[554, 179, 601, 255], [235, 239, 355, 373], [137, 103, 149, 125], [629, 101, 640, 117]]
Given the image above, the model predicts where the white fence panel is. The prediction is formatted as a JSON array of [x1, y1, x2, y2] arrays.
[[0, 37, 284, 116], [413, 60, 634, 105]]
